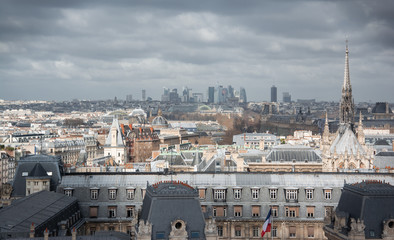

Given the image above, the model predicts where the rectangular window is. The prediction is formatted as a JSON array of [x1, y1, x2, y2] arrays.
[[234, 206, 242, 217], [90, 189, 98, 200], [286, 190, 298, 200], [156, 232, 165, 239], [251, 189, 259, 200], [285, 206, 299, 218], [307, 226, 314, 238], [199, 189, 206, 199], [269, 189, 277, 199], [126, 189, 135, 200], [201, 205, 207, 213], [252, 205, 260, 217], [90, 227, 96, 235], [109, 189, 117, 200], [289, 226, 296, 238], [233, 189, 242, 199], [235, 226, 241, 237], [214, 189, 226, 200], [191, 231, 199, 238], [126, 206, 134, 218], [272, 206, 279, 217], [272, 226, 277, 237], [108, 226, 115, 231], [108, 206, 117, 218], [89, 206, 98, 218], [217, 226, 223, 236], [306, 189, 314, 200], [213, 206, 227, 217], [324, 189, 332, 200], [64, 190, 73, 196], [252, 226, 259, 237], [325, 206, 333, 218], [307, 206, 315, 218]]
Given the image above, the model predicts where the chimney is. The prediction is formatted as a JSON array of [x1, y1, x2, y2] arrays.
[[44, 228, 49, 240], [29, 223, 35, 238], [386, 102, 389, 114], [72, 227, 76, 240]]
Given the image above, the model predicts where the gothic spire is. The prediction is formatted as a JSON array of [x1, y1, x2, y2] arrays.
[[340, 39, 355, 125], [343, 39, 351, 91]]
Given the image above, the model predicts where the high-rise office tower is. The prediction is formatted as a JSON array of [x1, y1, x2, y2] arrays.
[[283, 92, 291, 103], [271, 85, 277, 102], [208, 87, 215, 103], [239, 87, 247, 103]]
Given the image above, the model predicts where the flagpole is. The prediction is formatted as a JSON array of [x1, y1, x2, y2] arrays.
[[271, 211, 273, 240]]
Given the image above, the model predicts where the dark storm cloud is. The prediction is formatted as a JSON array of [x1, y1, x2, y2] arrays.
[[0, 0, 393, 102]]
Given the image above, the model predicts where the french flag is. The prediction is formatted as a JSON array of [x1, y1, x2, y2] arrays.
[[261, 208, 272, 237]]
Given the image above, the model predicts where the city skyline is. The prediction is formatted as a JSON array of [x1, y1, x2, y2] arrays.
[[1, 1, 393, 102]]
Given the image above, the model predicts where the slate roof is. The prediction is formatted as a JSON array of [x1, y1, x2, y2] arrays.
[[372, 102, 392, 114], [140, 181, 205, 240], [11, 231, 130, 240], [374, 152, 394, 169], [12, 155, 63, 198], [28, 163, 49, 178], [335, 181, 394, 239], [0, 191, 77, 237], [266, 144, 321, 162], [330, 124, 365, 155]]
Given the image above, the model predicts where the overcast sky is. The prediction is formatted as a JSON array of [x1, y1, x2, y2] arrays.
[[1, 0, 393, 102]]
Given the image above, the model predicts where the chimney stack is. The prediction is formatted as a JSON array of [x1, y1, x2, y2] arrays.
[[44, 228, 49, 240], [29, 223, 35, 238], [72, 227, 76, 240]]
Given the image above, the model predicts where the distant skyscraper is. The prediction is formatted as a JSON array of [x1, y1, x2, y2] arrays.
[[283, 92, 291, 103], [271, 85, 277, 102], [208, 87, 215, 103], [228, 85, 235, 98], [142, 89, 146, 101], [126, 94, 133, 103], [239, 87, 247, 103], [215, 85, 224, 103]]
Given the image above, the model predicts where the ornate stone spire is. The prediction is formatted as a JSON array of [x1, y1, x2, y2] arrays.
[[357, 112, 365, 145], [339, 39, 355, 126], [323, 111, 330, 144]]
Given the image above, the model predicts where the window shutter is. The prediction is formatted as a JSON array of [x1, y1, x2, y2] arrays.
[[90, 207, 98, 217]]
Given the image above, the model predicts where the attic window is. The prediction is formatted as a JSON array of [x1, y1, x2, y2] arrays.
[[47, 172, 52, 176], [22, 172, 28, 177]]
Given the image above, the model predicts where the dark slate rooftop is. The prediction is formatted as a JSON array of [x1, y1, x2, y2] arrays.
[[140, 181, 205, 240], [374, 139, 390, 146], [28, 163, 49, 178], [12, 155, 63, 198], [372, 102, 392, 114], [336, 181, 394, 239], [376, 151, 394, 157], [0, 191, 77, 234]]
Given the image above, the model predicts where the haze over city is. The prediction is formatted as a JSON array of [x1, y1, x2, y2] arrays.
[[1, 0, 393, 102]]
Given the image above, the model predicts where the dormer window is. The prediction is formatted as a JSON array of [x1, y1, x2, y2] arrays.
[[213, 188, 226, 201], [108, 188, 117, 200], [64, 188, 73, 197]]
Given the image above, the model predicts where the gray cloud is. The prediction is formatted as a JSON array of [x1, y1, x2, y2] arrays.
[[0, 0, 393, 102]]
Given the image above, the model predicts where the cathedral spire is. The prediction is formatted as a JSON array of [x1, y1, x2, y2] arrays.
[[343, 39, 351, 91], [340, 39, 355, 125]]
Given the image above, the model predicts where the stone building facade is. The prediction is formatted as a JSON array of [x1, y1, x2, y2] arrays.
[[57, 172, 394, 239]]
